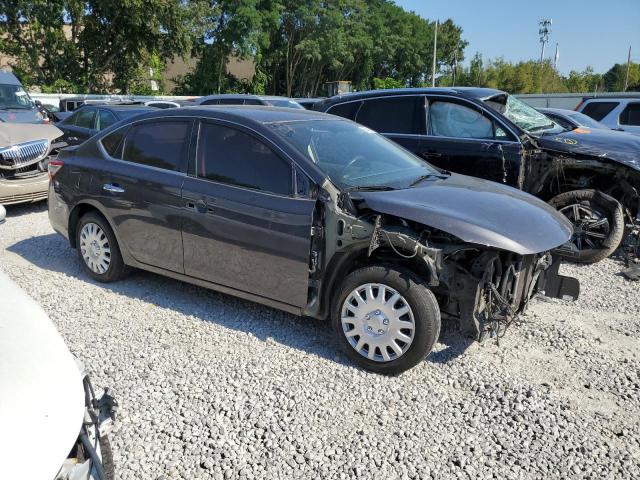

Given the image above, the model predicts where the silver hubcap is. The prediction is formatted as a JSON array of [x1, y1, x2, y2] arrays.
[[341, 283, 415, 362], [560, 203, 610, 251], [80, 223, 111, 274]]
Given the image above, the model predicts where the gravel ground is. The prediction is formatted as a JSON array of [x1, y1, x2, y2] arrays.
[[1, 202, 639, 480]]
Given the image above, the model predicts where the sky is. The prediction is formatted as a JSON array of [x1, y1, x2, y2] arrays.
[[395, 0, 640, 74]]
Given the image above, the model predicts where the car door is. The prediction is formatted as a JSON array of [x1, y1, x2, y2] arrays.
[[346, 95, 426, 155], [419, 96, 523, 186], [95, 118, 193, 273], [181, 120, 316, 308], [59, 107, 97, 146]]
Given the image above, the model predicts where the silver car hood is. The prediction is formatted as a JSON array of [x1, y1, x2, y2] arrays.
[[0, 269, 85, 479], [0, 123, 62, 148]]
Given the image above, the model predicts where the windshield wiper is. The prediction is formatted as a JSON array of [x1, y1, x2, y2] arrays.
[[344, 184, 396, 192], [409, 173, 448, 187]]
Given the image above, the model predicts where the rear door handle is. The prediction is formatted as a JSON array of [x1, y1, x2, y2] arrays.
[[103, 183, 125, 194], [186, 200, 210, 214]]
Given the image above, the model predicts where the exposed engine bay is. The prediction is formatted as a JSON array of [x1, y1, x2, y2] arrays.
[[304, 185, 580, 342]]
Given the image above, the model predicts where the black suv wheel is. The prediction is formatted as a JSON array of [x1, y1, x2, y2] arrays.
[[550, 189, 624, 264]]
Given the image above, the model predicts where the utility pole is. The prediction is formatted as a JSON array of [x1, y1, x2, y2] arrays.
[[553, 43, 559, 70], [538, 19, 552, 63], [432, 20, 438, 87], [452, 49, 457, 86], [624, 45, 631, 91]]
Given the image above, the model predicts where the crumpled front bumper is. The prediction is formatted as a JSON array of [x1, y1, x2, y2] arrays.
[[55, 371, 118, 480]]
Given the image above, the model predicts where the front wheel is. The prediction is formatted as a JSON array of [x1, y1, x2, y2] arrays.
[[549, 189, 625, 264], [332, 266, 441, 375]]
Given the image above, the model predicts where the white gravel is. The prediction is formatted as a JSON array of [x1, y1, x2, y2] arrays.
[[1, 202, 639, 479]]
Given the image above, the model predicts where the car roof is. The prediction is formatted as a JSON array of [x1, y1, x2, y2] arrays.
[[0, 71, 21, 86], [180, 105, 334, 122], [538, 107, 575, 115], [315, 87, 505, 108], [197, 94, 297, 101]]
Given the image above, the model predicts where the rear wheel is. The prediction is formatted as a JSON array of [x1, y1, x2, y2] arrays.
[[332, 266, 440, 375], [76, 212, 127, 282], [550, 189, 625, 264]]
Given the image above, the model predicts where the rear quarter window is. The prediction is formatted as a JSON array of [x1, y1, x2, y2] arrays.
[[581, 102, 619, 121], [620, 103, 640, 126]]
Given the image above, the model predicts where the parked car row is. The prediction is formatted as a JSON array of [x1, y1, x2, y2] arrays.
[[6, 85, 638, 377]]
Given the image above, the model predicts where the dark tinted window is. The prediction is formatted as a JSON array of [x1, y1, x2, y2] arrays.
[[97, 110, 117, 130], [122, 121, 190, 171], [198, 123, 292, 195], [429, 101, 494, 139], [327, 101, 360, 120], [356, 96, 422, 134], [101, 128, 127, 157], [219, 98, 243, 105], [620, 103, 640, 126], [244, 98, 263, 105], [581, 101, 618, 121], [201, 99, 219, 106], [73, 108, 96, 129]]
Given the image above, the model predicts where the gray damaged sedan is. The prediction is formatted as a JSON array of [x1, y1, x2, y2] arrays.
[[48, 107, 579, 374]]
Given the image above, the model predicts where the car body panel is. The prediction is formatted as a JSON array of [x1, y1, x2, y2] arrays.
[[357, 173, 572, 255], [535, 128, 640, 172], [182, 176, 316, 307], [0, 269, 85, 480]]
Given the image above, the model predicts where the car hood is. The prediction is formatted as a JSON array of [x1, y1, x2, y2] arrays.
[[357, 173, 573, 255], [0, 122, 63, 148], [0, 269, 84, 480], [536, 128, 640, 172]]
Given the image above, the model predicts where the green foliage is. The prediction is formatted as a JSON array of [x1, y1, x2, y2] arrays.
[[441, 53, 638, 94], [1, 2, 635, 96], [0, 0, 192, 93], [373, 77, 405, 89]]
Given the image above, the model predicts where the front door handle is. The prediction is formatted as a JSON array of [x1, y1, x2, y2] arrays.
[[186, 200, 209, 214], [103, 183, 125, 194]]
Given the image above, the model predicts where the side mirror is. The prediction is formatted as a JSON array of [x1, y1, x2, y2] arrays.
[[34, 100, 42, 106]]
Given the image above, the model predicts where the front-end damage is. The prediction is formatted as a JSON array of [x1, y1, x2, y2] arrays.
[[305, 181, 579, 342]]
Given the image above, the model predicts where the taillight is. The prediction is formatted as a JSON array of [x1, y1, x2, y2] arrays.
[[48, 160, 64, 180]]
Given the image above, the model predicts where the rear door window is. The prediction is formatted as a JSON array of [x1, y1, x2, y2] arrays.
[[327, 101, 361, 121], [197, 122, 292, 195], [581, 102, 619, 121], [121, 121, 191, 171], [201, 99, 219, 106], [428, 101, 494, 139], [620, 103, 640, 126], [218, 98, 244, 105], [355, 96, 423, 134], [96, 110, 118, 131], [73, 108, 96, 129]]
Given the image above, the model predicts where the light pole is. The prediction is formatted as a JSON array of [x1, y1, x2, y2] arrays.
[[431, 20, 438, 87], [539, 19, 552, 63]]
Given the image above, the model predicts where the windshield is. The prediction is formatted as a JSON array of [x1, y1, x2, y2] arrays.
[[268, 99, 305, 110], [484, 94, 562, 134], [0, 84, 35, 110], [568, 112, 608, 129], [269, 119, 442, 189]]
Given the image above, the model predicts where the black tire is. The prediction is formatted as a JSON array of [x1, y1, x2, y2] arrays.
[[549, 189, 625, 264], [76, 212, 127, 282], [100, 435, 115, 480], [331, 265, 441, 375]]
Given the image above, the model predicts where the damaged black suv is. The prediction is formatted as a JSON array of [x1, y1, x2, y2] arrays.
[[316, 88, 640, 263], [49, 107, 578, 374]]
